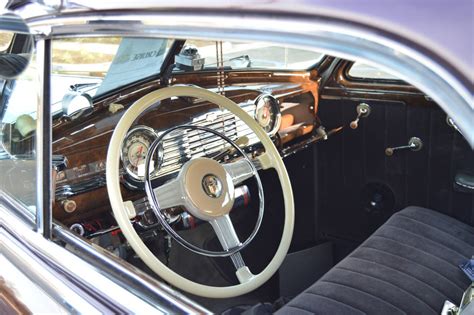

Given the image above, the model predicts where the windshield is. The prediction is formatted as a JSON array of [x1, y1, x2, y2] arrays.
[[52, 37, 173, 115]]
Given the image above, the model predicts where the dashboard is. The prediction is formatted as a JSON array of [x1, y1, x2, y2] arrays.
[[52, 70, 320, 227]]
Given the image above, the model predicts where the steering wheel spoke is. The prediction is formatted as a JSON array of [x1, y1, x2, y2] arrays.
[[152, 177, 183, 209], [255, 152, 273, 170], [210, 215, 255, 283], [234, 260, 255, 283], [231, 252, 255, 283], [209, 214, 241, 250], [223, 159, 254, 186]]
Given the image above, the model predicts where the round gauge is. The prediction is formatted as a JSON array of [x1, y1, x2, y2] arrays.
[[255, 94, 281, 136], [121, 126, 162, 181]]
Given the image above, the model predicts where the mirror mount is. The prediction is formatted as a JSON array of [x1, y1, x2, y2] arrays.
[[61, 90, 94, 119]]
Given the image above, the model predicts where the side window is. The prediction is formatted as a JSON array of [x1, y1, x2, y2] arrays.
[[347, 62, 401, 81], [174, 40, 324, 72], [0, 39, 38, 215]]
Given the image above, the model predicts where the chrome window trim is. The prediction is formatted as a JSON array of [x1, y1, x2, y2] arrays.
[[0, 191, 35, 226], [0, 206, 131, 313], [24, 11, 473, 147], [53, 223, 211, 314]]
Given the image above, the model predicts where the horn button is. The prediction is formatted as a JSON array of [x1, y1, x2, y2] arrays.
[[182, 158, 235, 220]]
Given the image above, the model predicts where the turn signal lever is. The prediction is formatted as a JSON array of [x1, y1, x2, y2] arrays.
[[350, 103, 371, 129], [385, 137, 423, 156]]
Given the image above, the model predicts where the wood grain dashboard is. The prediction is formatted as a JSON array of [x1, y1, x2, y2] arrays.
[[52, 70, 320, 225]]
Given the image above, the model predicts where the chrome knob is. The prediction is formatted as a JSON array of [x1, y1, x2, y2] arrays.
[[385, 137, 423, 156]]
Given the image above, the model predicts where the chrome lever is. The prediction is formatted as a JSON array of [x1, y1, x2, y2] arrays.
[[350, 103, 371, 129], [385, 137, 423, 156]]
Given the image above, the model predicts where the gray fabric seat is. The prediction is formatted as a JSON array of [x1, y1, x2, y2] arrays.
[[277, 206, 473, 314]]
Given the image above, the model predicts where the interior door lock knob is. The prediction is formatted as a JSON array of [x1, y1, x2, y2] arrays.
[[350, 103, 371, 129], [385, 137, 423, 156]]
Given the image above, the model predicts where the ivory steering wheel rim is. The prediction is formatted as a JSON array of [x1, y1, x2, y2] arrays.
[[106, 85, 295, 298]]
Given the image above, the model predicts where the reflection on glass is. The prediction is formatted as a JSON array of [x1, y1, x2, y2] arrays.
[[0, 41, 38, 215]]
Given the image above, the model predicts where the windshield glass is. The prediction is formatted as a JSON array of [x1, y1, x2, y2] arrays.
[[51, 37, 173, 116]]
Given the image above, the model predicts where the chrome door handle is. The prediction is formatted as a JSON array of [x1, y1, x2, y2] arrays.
[[385, 137, 423, 156]]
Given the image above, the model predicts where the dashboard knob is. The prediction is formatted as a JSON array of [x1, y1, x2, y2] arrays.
[[63, 199, 77, 213]]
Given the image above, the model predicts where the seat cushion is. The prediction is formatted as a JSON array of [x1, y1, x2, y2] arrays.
[[277, 206, 474, 314]]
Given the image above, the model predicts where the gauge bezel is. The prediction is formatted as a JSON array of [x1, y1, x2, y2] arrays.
[[120, 125, 162, 181], [254, 94, 282, 137]]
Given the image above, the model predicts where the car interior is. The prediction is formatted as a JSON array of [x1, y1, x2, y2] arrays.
[[1, 35, 473, 313]]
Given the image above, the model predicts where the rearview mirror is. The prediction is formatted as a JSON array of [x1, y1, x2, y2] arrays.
[[0, 13, 34, 79]]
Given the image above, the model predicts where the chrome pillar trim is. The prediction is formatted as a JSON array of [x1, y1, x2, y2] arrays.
[[35, 38, 52, 238], [26, 11, 473, 147], [35, 39, 45, 236], [53, 224, 211, 314]]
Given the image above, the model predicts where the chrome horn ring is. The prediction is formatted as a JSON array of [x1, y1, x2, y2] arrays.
[[143, 124, 265, 258]]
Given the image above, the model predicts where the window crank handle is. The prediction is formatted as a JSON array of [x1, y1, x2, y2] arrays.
[[385, 137, 423, 156], [350, 103, 371, 129]]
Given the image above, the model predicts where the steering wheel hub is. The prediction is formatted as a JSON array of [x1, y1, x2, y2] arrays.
[[182, 157, 235, 219]]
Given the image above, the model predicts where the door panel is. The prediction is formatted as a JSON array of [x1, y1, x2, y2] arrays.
[[317, 97, 474, 241]]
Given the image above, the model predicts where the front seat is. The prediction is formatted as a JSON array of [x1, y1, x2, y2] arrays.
[[277, 206, 473, 314]]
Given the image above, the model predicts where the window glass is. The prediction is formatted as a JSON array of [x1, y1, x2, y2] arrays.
[[348, 62, 400, 80], [0, 41, 38, 215], [174, 40, 324, 72]]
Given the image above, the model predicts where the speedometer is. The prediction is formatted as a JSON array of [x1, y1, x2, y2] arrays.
[[121, 126, 162, 181], [255, 94, 281, 136]]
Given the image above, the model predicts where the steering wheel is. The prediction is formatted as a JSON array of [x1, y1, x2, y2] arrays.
[[106, 86, 294, 298]]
